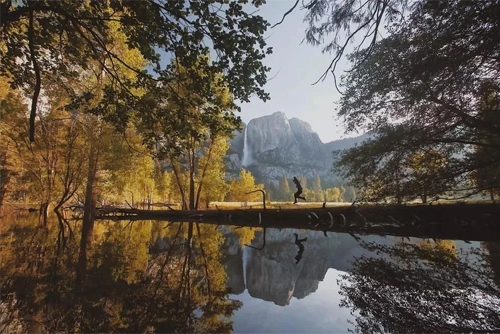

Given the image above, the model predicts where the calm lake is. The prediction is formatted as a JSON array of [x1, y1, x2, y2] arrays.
[[1, 213, 499, 333]]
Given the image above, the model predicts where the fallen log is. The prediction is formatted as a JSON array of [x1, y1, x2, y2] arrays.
[[95, 203, 500, 242]]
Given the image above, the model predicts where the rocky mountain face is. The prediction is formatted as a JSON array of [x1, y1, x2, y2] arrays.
[[226, 111, 369, 183], [222, 229, 395, 306]]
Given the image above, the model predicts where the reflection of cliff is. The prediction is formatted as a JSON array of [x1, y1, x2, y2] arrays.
[[223, 228, 392, 306], [225, 247, 245, 294], [222, 228, 245, 294]]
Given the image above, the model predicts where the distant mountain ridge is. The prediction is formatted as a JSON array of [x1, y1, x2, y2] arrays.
[[226, 111, 369, 183]]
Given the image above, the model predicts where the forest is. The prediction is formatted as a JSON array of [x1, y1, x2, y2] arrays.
[[0, 0, 498, 243], [0, 0, 498, 223], [1, 1, 500, 333], [0, 0, 367, 222]]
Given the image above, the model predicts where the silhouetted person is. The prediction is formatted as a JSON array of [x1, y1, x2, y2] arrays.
[[294, 233, 307, 264], [292, 176, 306, 204]]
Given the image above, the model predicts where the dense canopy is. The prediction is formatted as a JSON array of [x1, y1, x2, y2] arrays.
[[1, 0, 272, 141], [313, 0, 500, 202]]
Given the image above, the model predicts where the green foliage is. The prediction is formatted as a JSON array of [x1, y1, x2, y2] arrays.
[[278, 175, 291, 201], [329, 1, 500, 201], [339, 186, 346, 203], [312, 174, 323, 202], [1, 0, 272, 141], [346, 187, 356, 202]]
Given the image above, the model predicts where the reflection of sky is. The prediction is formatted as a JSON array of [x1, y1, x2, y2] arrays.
[[230, 269, 354, 333]]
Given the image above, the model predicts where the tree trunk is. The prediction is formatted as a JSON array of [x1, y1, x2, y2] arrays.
[[0, 147, 9, 214], [0, 173, 7, 214], [189, 151, 195, 210], [39, 201, 49, 227], [422, 193, 427, 204], [170, 156, 188, 210], [491, 189, 495, 202], [195, 139, 215, 210], [77, 143, 99, 286]]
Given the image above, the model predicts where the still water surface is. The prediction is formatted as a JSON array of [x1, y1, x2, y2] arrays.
[[1, 213, 499, 333]]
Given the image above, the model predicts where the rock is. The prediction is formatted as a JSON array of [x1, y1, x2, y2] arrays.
[[226, 111, 370, 183]]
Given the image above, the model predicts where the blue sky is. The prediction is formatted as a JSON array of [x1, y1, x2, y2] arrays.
[[239, 1, 354, 143]]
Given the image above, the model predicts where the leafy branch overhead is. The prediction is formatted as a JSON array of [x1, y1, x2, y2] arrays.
[[0, 0, 272, 141], [331, 0, 500, 202]]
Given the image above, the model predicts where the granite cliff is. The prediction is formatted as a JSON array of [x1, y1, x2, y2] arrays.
[[226, 111, 369, 183]]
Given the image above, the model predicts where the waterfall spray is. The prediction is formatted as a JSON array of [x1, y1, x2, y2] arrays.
[[242, 125, 253, 167]]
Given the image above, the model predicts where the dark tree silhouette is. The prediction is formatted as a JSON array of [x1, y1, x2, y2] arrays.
[[339, 240, 500, 333]]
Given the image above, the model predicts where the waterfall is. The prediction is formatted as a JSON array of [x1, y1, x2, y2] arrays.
[[242, 125, 253, 167], [242, 246, 250, 290]]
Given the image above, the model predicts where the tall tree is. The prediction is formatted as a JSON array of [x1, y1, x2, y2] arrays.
[[346, 186, 356, 203], [0, 78, 27, 211], [472, 82, 500, 201], [197, 139, 230, 209], [278, 175, 291, 201], [312, 174, 323, 202], [1, 0, 271, 142], [146, 59, 236, 210], [330, 1, 500, 201]]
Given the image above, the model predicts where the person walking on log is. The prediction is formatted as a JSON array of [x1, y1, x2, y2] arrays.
[[292, 176, 306, 204]]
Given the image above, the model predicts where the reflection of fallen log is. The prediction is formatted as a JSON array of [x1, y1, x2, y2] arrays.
[[95, 203, 500, 242]]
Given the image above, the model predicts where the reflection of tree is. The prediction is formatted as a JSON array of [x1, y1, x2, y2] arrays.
[[118, 222, 241, 333], [339, 240, 500, 333], [0, 217, 240, 333], [230, 226, 259, 246]]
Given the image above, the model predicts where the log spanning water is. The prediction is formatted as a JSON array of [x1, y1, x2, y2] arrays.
[[95, 203, 500, 242]]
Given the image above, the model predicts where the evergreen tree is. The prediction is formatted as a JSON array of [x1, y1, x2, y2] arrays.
[[347, 186, 357, 203], [267, 181, 278, 202], [278, 175, 291, 201], [297, 175, 308, 190], [339, 186, 346, 203], [313, 174, 323, 202]]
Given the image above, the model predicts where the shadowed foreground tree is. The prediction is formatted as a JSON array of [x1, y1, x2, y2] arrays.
[[330, 1, 500, 201], [274, 0, 410, 88], [339, 240, 500, 333]]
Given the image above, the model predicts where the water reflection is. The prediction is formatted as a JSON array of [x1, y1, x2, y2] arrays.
[[0, 212, 499, 333], [340, 240, 500, 333]]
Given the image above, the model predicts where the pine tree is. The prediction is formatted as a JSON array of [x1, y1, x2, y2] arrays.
[[278, 175, 291, 201], [297, 175, 308, 190], [339, 186, 346, 202], [347, 186, 356, 202], [267, 181, 278, 202], [313, 174, 323, 202]]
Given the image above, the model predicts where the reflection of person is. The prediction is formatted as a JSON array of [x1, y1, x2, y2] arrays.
[[292, 177, 306, 204], [294, 233, 307, 264]]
